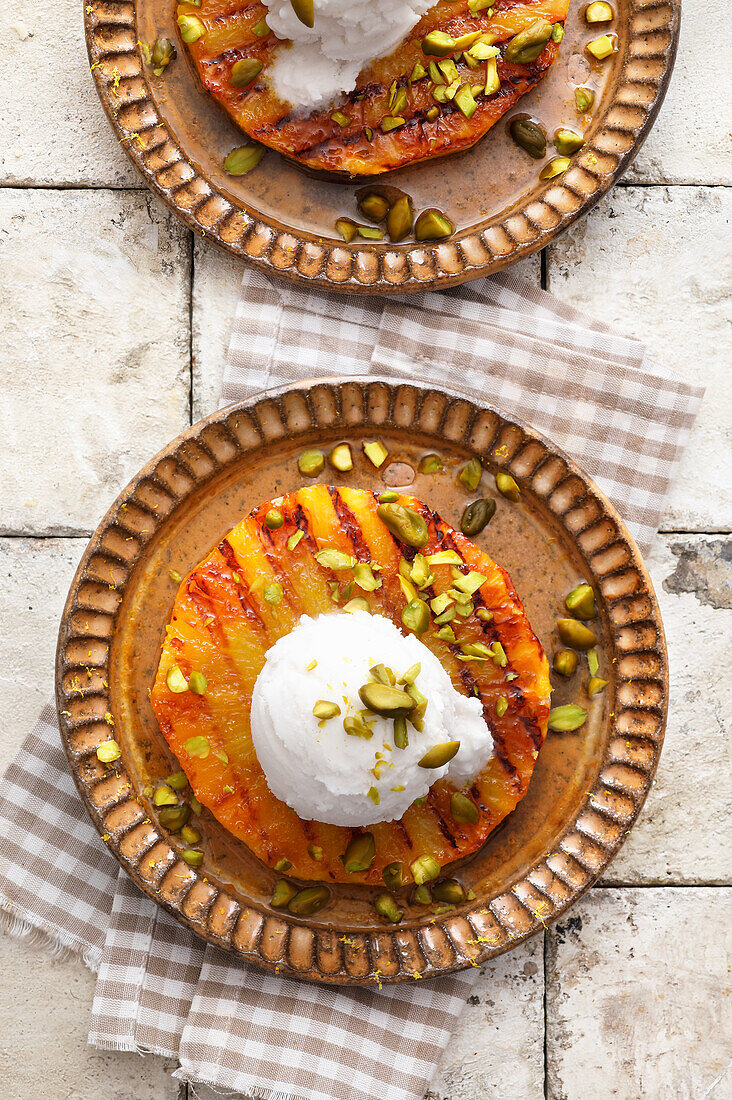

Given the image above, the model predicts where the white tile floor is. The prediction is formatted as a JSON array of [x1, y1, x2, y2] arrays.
[[1, 0, 730, 1094]]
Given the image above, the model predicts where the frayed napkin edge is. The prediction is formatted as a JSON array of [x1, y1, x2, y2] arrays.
[[0, 893, 102, 973]]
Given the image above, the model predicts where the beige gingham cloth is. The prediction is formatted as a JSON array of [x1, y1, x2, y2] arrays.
[[0, 269, 703, 1100]]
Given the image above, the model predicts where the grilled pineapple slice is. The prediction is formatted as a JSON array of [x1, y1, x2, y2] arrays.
[[151, 486, 550, 883], [179, 0, 569, 176]]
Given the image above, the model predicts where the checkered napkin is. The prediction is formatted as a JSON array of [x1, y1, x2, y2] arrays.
[[0, 269, 703, 1100]]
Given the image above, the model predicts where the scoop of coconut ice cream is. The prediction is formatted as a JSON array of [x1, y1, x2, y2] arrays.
[[250, 610, 494, 826]]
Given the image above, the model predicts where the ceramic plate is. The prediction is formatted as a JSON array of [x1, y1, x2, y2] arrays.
[[56, 379, 667, 983], [84, 0, 679, 292]]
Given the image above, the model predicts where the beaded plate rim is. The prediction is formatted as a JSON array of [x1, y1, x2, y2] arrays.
[[56, 377, 668, 984], [83, 0, 680, 292]]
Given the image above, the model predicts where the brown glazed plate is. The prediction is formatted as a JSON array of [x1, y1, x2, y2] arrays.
[[56, 379, 667, 984], [84, 0, 679, 293]]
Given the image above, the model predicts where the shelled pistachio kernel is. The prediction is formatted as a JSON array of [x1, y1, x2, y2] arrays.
[[415, 208, 454, 241], [432, 878, 466, 904], [253, 16, 269, 35], [180, 824, 201, 846], [153, 783, 178, 807], [552, 22, 564, 41], [586, 33, 616, 59], [97, 739, 121, 763], [223, 144, 264, 175], [189, 794, 203, 815], [476, 607, 493, 623], [187, 669, 207, 695], [287, 529, 304, 551], [343, 832, 376, 873], [169, 567, 182, 583], [450, 790, 479, 824], [402, 598, 430, 635], [504, 19, 553, 63], [359, 193, 390, 221], [459, 457, 482, 491], [290, 0, 314, 28], [329, 442, 353, 471], [418, 452, 443, 474], [414, 883, 432, 905], [585, 1, 614, 21], [335, 218, 358, 243], [394, 715, 409, 749], [553, 648, 578, 677], [557, 617, 597, 651], [181, 848, 204, 868], [313, 699, 341, 720], [375, 893, 404, 923], [363, 439, 388, 467], [382, 861, 404, 891], [177, 13, 205, 43], [151, 38, 176, 73], [495, 696, 508, 717], [548, 704, 588, 731], [274, 857, 292, 872], [357, 224, 386, 239], [421, 30, 457, 55], [509, 117, 547, 160], [554, 127, 585, 155], [167, 770, 188, 791], [271, 879, 298, 908], [418, 740, 460, 769], [289, 885, 331, 914], [426, 105, 440, 122], [308, 844, 324, 861], [387, 195, 413, 242], [166, 665, 188, 693], [575, 86, 595, 112], [330, 110, 351, 127], [230, 58, 262, 87], [565, 582, 596, 620], [539, 156, 571, 179], [587, 676, 608, 696], [410, 855, 441, 884], [381, 115, 405, 133], [158, 804, 190, 831], [496, 471, 520, 501], [264, 508, 284, 529], [377, 503, 428, 547], [298, 449, 325, 477], [461, 497, 496, 536]]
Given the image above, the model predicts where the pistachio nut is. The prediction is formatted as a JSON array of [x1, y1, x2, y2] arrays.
[[426, 105, 440, 122], [432, 878, 466, 904], [264, 508, 284, 529], [586, 33, 616, 59], [359, 193, 390, 222], [557, 617, 597, 650], [370, 663, 396, 686], [223, 144, 264, 175], [539, 156, 571, 179], [496, 471, 520, 501], [313, 699, 341, 720], [377, 502, 429, 547], [187, 669, 207, 694], [181, 848, 203, 868], [585, 1, 614, 22], [421, 30, 457, 56], [553, 648, 578, 677], [328, 442, 353, 471], [166, 665, 188, 693], [418, 740, 460, 769], [382, 861, 404, 890], [587, 676, 608, 696], [289, 0, 314, 29], [548, 704, 588, 731], [308, 844, 324, 861], [167, 770, 188, 791], [414, 208, 454, 241], [230, 57, 262, 87], [503, 19, 553, 64], [331, 110, 351, 127], [151, 37, 176, 72], [405, 683, 427, 730], [402, 598, 430, 635], [418, 453, 443, 474], [454, 83, 477, 119], [450, 791, 479, 824], [288, 885, 330, 915], [459, 457, 482, 491], [343, 596, 371, 613], [414, 883, 432, 905], [177, 13, 205, 43], [271, 879, 298, 908], [387, 194, 413, 242], [565, 582, 596, 620], [379, 490, 399, 503], [343, 713, 374, 739], [554, 127, 585, 155], [343, 832, 376, 873], [364, 440, 388, 467], [575, 86, 595, 112], [374, 893, 403, 923], [158, 804, 190, 832], [380, 115, 405, 133], [410, 855, 441, 884], [359, 682, 416, 717], [298, 449, 325, 477], [495, 695, 508, 718], [461, 497, 496, 536], [335, 218, 358, 243], [180, 825, 201, 845], [509, 117, 547, 159], [394, 715, 409, 749]]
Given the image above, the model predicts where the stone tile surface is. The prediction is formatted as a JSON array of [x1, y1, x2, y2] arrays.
[[0, 188, 192, 535], [624, 0, 732, 186], [0, 539, 85, 773], [0, 3, 140, 187], [0, 933, 180, 1099], [599, 534, 732, 885], [191, 240, 541, 421], [546, 887, 732, 1100], [547, 186, 732, 533]]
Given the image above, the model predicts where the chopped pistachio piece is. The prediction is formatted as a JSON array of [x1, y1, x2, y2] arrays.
[[315, 548, 355, 570], [484, 56, 500, 95], [586, 33, 616, 59], [418, 453, 444, 474], [422, 30, 457, 56], [427, 549, 462, 566], [158, 804, 190, 831], [402, 598, 430, 635], [380, 115, 405, 133], [364, 439, 388, 467], [462, 641, 492, 659], [177, 13, 205, 43], [540, 156, 571, 179], [331, 110, 351, 127], [565, 582, 597, 620], [153, 783, 178, 807], [253, 16, 269, 35], [335, 218, 358, 243], [379, 490, 398, 503], [343, 596, 371, 613], [453, 570, 487, 596], [264, 508, 283, 529], [368, 785, 380, 805], [189, 794, 203, 815], [183, 734, 210, 758], [434, 606, 456, 625], [557, 617, 597, 650], [459, 457, 482, 491], [354, 562, 381, 591], [575, 86, 595, 112], [169, 568, 182, 583], [313, 699, 341, 720], [548, 704, 588, 731], [329, 442, 353, 471], [585, 1, 614, 21], [495, 695, 508, 717], [554, 648, 579, 677], [375, 892, 403, 922], [187, 669, 207, 694], [287, 529, 305, 551], [437, 624, 456, 642], [587, 648, 600, 677], [166, 665, 188, 694], [342, 832, 376, 873], [399, 662, 421, 685], [378, 503, 428, 547], [491, 641, 507, 667], [432, 878, 466, 904], [167, 770, 188, 791], [405, 683, 427, 731], [180, 825, 201, 846], [426, 105, 440, 122], [554, 127, 585, 156], [387, 194, 413, 242], [504, 19, 552, 63], [454, 83, 477, 119], [308, 844, 324, 861], [382, 861, 404, 890], [289, 0, 314, 28], [414, 883, 432, 904], [411, 61, 427, 81], [587, 676, 608, 696], [551, 22, 564, 41], [271, 879, 298, 908], [476, 607, 493, 623], [344, 713, 374, 739], [287, 887, 330, 916], [298, 449, 325, 477], [97, 739, 121, 763], [450, 791, 479, 824], [393, 715, 408, 749], [181, 848, 203, 868], [359, 682, 415, 717], [414, 208, 454, 241], [496, 472, 520, 501], [274, 857, 292, 872], [438, 58, 459, 84]]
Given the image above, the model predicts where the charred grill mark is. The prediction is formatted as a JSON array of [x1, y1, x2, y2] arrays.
[[393, 819, 413, 850], [483, 702, 518, 777], [217, 538, 268, 628], [427, 791, 459, 849], [292, 503, 319, 552], [328, 487, 372, 561], [470, 783, 490, 813], [521, 714, 544, 750]]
